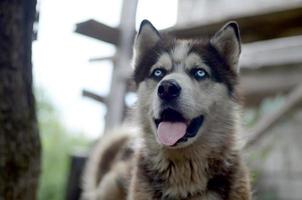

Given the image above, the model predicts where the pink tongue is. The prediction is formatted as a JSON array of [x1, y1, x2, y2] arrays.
[[157, 122, 187, 146]]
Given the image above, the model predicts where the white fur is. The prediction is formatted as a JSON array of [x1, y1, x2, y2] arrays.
[[171, 40, 191, 64]]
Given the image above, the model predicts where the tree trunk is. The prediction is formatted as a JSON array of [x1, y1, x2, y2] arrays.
[[0, 0, 41, 199]]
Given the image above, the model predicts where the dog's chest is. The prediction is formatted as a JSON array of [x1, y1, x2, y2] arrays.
[[152, 158, 209, 199]]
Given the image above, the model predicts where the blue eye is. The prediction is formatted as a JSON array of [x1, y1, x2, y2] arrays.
[[151, 68, 166, 79], [192, 68, 208, 80]]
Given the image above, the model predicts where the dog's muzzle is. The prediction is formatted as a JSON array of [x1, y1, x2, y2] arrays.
[[157, 79, 181, 101], [154, 108, 204, 146]]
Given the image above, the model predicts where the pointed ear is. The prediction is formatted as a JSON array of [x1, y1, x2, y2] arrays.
[[133, 20, 161, 66], [210, 22, 241, 72]]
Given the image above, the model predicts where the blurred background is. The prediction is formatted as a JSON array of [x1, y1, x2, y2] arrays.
[[12, 0, 302, 199]]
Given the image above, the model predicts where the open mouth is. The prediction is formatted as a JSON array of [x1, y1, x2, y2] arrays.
[[154, 108, 204, 146]]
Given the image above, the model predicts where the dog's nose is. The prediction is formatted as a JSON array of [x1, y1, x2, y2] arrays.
[[158, 79, 181, 101]]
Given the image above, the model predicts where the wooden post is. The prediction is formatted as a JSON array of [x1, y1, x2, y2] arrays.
[[65, 154, 87, 200], [105, 0, 138, 130]]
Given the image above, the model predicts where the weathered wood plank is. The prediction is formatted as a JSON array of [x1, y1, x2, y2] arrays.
[[165, 5, 302, 43], [75, 5, 302, 45], [239, 35, 302, 106], [89, 55, 114, 62], [241, 35, 302, 69], [82, 90, 107, 104], [75, 20, 119, 45]]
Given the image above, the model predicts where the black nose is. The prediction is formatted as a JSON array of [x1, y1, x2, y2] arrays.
[[157, 79, 181, 101]]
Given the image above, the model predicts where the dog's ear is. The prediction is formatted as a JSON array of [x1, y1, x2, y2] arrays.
[[210, 22, 241, 72], [133, 20, 160, 66]]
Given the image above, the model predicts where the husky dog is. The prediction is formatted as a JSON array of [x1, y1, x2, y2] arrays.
[[82, 20, 251, 200]]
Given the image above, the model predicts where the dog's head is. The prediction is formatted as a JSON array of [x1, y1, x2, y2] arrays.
[[133, 20, 241, 149]]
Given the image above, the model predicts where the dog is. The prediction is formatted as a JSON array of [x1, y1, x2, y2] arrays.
[[81, 20, 251, 200]]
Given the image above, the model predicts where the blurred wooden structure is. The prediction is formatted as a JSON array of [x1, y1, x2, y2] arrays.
[[76, 2, 302, 124], [168, 4, 302, 43], [68, 0, 302, 199], [76, 0, 138, 131]]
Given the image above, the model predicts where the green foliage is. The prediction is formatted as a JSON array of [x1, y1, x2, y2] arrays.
[[242, 95, 285, 128], [36, 88, 90, 200]]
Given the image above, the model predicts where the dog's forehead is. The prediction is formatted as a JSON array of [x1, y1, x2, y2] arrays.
[[171, 40, 191, 63], [154, 40, 204, 70]]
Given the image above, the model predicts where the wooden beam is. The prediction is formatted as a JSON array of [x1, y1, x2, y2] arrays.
[[165, 5, 302, 43], [240, 67, 302, 107], [75, 5, 302, 46], [75, 5, 302, 45], [240, 35, 302, 69], [89, 56, 114, 62], [244, 84, 302, 149], [75, 20, 119, 45], [239, 35, 302, 106], [82, 90, 107, 104]]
